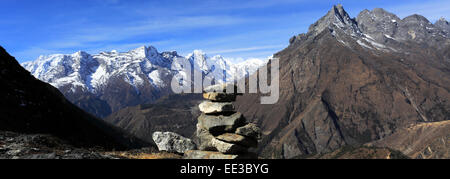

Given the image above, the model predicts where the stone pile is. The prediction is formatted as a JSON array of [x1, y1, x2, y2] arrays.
[[184, 84, 261, 159]]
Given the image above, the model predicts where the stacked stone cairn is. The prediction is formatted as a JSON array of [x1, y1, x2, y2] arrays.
[[184, 84, 261, 159]]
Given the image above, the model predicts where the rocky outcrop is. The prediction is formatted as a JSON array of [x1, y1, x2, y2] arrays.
[[152, 132, 196, 154], [0, 130, 125, 159], [308, 4, 361, 37], [435, 17, 450, 33], [186, 84, 261, 159], [366, 121, 450, 159]]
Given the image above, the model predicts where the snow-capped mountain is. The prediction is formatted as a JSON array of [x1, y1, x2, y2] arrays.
[[21, 46, 267, 117]]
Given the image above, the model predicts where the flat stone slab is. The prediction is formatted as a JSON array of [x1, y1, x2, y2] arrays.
[[216, 133, 258, 148], [198, 112, 246, 135], [199, 101, 234, 114], [211, 138, 247, 154], [235, 123, 262, 140], [203, 92, 237, 102], [204, 83, 243, 95], [183, 151, 258, 159], [183, 150, 239, 159], [152, 132, 196, 154]]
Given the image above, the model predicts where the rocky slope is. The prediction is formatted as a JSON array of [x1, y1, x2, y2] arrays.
[[22, 47, 266, 118], [235, 5, 450, 158], [0, 131, 121, 159], [366, 121, 449, 159], [0, 46, 149, 150], [105, 94, 203, 144], [301, 146, 409, 159]]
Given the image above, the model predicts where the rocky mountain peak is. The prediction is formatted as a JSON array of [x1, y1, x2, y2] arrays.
[[403, 14, 431, 24], [127, 45, 159, 59], [357, 8, 400, 22], [74, 50, 89, 57], [435, 17, 450, 32], [187, 50, 210, 71], [356, 8, 401, 42], [161, 51, 180, 59], [190, 50, 207, 58], [308, 4, 360, 36]]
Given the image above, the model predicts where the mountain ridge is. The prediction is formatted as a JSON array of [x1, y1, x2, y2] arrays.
[[235, 5, 450, 158], [22, 46, 267, 118], [0, 46, 149, 150]]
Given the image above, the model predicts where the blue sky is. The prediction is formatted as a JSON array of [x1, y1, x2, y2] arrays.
[[1, 0, 450, 63]]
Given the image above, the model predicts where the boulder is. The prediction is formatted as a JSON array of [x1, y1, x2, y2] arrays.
[[235, 123, 262, 140], [211, 138, 247, 154], [216, 133, 258, 148], [203, 92, 236, 102], [198, 112, 246, 135], [199, 101, 234, 114], [152, 132, 196, 154]]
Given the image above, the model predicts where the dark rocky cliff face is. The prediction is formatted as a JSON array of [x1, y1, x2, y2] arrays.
[[0, 46, 149, 150], [235, 5, 450, 158]]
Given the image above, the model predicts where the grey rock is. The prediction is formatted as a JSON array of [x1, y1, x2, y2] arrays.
[[204, 83, 243, 94], [194, 123, 216, 151], [308, 4, 361, 37], [356, 8, 449, 46], [356, 8, 401, 42], [183, 150, 240, 159], [21, 153, 58, 159], [211, 138, 247, 154], [198, 112, 246, 135], [435, 17, 450, 32], [203, 92, 236, 102], [6, 149, 22, 156], [199, 101, 234, 114], [216, 133, 258, 148], [184, 150, 258, 159], [152, 132, 196, 154], [235, 123, 262, 140], [60, 154, 84, 159]]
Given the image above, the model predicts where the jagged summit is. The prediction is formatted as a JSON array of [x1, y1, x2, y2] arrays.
[[296, 5, 450, 51], [308, 4, 361, 37], [435, 17, 450, 32], [403, 14, 431, 24]]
